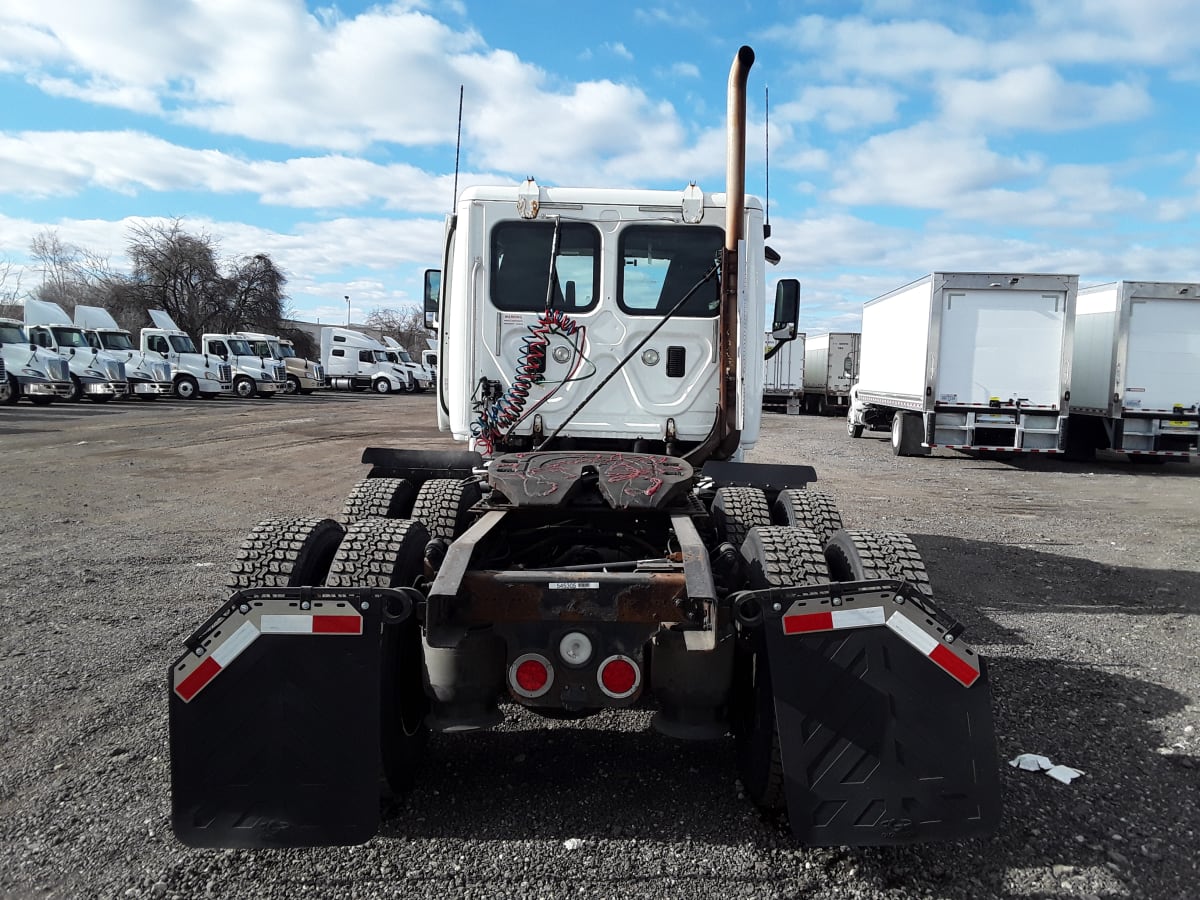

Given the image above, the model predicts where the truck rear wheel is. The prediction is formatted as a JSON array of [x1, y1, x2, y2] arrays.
[[734, 525, 830, 811], [341, 477, 417, 523], [711, 487, 770, 549], [411, 478, 483, 542], [325, 518, 432, 795], [891, 412, 929, 457], [227, 516, 346, 590], [824, 530, 933, 599], [772, 489, 843, 547]]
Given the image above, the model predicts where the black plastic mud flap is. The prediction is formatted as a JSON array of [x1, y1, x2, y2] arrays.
[[169, 588, 403, 848], [759, 580, 1001, 846]]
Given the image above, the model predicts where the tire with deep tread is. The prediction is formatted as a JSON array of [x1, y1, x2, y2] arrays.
[[735, 525, 830, 811], [411, 478, 482, 542], [824, 529, 933, 598], [341, 477, 417, 523], [710, 487, 770, 548], [772, 488, 843, 547], [891, 411, 929, 457], [326, 518, 431, 797], [227, 516, 345, 590]]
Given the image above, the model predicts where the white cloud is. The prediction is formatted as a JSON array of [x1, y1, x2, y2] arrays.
[[776, 84, 901, 132], [605, 42, 633, 61], [668, 62, 700, 79], [938, 65, 1151, 132]]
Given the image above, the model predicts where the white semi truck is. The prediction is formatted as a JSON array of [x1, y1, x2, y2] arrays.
[[0, 317, 72, 405], [382, 336, 432, 391], [762, 330, 805, 413], [141, 310, 233, 399], [236, 331, 324, 395], [1066, 281, 1200, 461], [24, 299, 128, 402], [73, 305, 173, 399], [170, 46, 1001, 852], [802, 332, 859, 416], [320, 327, 409, 393], [848, 272, 1077, 457], [200, 333, 285, 398]]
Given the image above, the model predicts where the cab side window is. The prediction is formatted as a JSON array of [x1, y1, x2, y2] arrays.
[[359, 350, 374, 364], [149, 336, 168, 354], [207, 340, 226, 356], [33, 329, 52, 348]]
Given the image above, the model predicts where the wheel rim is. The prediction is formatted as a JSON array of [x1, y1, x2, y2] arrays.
[[235, 379, 253, 397], [178, 379, 196, 398]]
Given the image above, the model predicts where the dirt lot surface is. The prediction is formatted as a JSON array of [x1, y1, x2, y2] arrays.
[[1, 394, 1196, 900]]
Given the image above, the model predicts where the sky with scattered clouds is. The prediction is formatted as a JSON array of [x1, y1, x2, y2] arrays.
[[1, 0, 1198, 334]]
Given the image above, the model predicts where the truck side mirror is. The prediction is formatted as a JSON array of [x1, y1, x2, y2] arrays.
[[771, 279, 800, 338], [424, 268, 441, 330]]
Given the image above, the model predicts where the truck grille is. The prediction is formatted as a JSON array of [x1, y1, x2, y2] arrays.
[[49, 358, 70, 381], [312, 364, 323, 382], [152, 361, 171, 382], [218, 363, 232, 383], [104, 360, 127, 381], [275, 364, 287, 382], [0, 357, 5, 381]]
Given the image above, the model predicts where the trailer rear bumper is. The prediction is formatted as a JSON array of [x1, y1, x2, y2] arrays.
[[734, 578, 1001, 845]]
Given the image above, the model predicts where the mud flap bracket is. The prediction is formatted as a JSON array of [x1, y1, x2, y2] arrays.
[[169, 588, 406, 848]]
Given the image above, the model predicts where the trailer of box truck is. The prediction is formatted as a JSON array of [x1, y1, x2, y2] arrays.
[[803, 332, 859, 415], [762, 330, 804, 413], [1066, 281, 1200, 461], [847, 272, 1077, 457]]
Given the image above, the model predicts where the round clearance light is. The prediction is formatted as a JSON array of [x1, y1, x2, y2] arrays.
[[641, 349, 660, 367], [552, 345, 572, 364], [558, 632, 593, 666], [597, 655, 641, 699], [509, 653, 554, 698]]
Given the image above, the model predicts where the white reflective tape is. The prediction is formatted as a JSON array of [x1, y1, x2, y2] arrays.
[[831, 607, 886, 629], [260, 614, 314, 634], [211, 620, 260, 667], [886, 611, 939, 656]]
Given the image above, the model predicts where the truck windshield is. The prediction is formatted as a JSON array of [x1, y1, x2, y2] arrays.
[[278, 344, 297, 359], [373, 351, 390, 363], [51, 327, 90, 348], [618, 224, 723, 317], [227, 339, 254, 356], [0, 323, 27, 344], [100, 332, 135, 351], [169, 335, 198, 353], [397, 350, 413, 363]]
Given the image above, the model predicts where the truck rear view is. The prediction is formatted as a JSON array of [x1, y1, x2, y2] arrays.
[[849, 273, 1076, 456], [1067, 281, 1200, 461]]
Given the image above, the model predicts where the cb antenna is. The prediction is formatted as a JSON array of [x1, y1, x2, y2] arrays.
[[452, 85, 464, 209], [764, 85, 770, 236]]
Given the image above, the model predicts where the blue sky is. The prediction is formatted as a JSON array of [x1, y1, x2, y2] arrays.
[[1, 0, 1198, 335]]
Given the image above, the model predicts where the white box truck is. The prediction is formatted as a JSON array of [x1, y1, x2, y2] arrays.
[[141, 310, 233, 399], [762, 330, 804, 413], [847, 272, 1077, 457], [1067, 281, 1200, 461], [802, 332, 859, 415], [73, 305, 173, 399], [320, 327, 410, 393]]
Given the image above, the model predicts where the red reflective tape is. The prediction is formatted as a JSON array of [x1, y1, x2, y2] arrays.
[[312, 615, 362, 634], [783, 611, 833, 634], [176, 656, 221, 702], [930, 644, 979, 687]]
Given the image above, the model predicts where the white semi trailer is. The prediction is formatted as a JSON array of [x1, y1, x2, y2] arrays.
[[24, 299, 128, 402], [320, 327, 409, 393], [762, 330, 804, 413], [1066, 281, 1200, 461], [847, 272, 1077, 457], [141, 310, 233, 399], [0, 317, 72, 405], [802, 332, 859, 416], [73, 305, 173, 399]]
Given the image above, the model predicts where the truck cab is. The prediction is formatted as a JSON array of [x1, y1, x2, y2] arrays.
[[382, 337, 431, 391], [320, 327, 409, 394], [278, 338, 324, 395], [0, 317, 72, 405], [74, 305, 173, 398], [24, 299, 127, 402], [421, 348, 437, 384], [202, 334, 285, 398], [141, 310, 233, 400]]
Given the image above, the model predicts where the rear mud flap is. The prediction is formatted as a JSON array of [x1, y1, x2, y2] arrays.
[[169, 588, 404, 848], [759, 580, 1001, 845]]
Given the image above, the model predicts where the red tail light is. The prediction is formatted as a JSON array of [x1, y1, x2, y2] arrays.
[[509, 653, 554, 699], [597, 655, 640, 699]]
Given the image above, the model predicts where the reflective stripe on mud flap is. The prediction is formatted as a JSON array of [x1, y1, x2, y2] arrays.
[[779, 587, 980, 688], [173, 606, 364, 702]]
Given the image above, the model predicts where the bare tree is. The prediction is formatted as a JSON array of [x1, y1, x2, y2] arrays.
[[365, 305, 427, 349], [216, 253, 289, 333], [126, 219, 227, 336], [0, 257, 22, 317]]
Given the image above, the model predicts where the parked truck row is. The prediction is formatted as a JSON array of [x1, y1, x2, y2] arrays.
[[841, 274, 1199, 461], [1, 305, 434, 406]]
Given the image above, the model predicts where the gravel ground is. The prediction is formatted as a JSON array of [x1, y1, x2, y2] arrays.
[[1, 394, 1196, 900]]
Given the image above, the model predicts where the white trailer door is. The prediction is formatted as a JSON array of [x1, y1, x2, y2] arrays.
[[1125, 299, 1200, 412], [937, 290, 1065, 406], [826, 335, 856, 394]]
